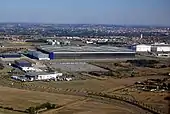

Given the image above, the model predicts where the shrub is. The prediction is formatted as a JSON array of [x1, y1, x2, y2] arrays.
[[160, 65, 167, 68], [40, 102, 56, 109], [26, 102, 57, 113], [4, 107, 13, 110], [25, 107, 37, 114], [0, 63, 4, 70], [51, 104, 56, 109], [164, 96, 170, 100]]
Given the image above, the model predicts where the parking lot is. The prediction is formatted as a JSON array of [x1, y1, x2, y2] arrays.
[[50, 62, 107, 72]]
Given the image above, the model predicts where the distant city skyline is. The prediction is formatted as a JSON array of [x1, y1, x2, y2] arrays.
[[0, 0, 170, 26]]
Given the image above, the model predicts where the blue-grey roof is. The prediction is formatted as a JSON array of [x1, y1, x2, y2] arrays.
[[15, 59, 31, 64], [39, 46, 135, 53]]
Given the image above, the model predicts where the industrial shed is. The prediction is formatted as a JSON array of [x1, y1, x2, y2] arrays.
[[38, 46, 136, 59]]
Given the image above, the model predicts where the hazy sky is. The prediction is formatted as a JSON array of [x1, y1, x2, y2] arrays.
[[0, 0, 170, 26]]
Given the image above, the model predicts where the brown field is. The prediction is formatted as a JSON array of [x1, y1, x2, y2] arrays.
[[0, 108, 24, 114], [42, 98, 151, 114], [110, 86, 169, 113], [0, 86, 82, 111], [90, 60, 170, 77], [0, 86, 151, 114], [129, 91, 169, 113]]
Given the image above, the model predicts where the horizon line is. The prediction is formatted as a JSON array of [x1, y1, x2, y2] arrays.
[[0, 22, 170, 27]]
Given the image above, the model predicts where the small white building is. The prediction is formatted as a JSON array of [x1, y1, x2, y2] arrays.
[[86, 41, 93, 44], [135, 43, 170, 52], [21, 67, 43, 72], [25, 72, 63, 81], [157, 53, 170, 57], [135, 44, 151, 52]]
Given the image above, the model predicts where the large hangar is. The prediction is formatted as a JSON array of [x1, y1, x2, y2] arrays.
[[38, 46, 136, 59]]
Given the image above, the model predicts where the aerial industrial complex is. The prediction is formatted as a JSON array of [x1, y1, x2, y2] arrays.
[[0, 23, 170, 114], [37, 46, 136, 59]]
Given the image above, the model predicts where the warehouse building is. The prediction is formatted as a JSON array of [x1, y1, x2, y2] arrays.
[[15, 59, 33, 71], [37, 46, 136, 59], [28, 50, 50, 60], [14, 59, 42, 72]]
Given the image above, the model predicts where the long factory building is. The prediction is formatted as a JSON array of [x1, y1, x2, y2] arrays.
[[37, 46, 136, 59]]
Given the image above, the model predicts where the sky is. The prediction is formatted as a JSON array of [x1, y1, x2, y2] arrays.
[[0, 0, 170, 26]]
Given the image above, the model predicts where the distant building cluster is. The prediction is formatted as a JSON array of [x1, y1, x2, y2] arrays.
[[46, 39, 70, 46], [135, 43, 170, 52], [134, 43, 170, 57]]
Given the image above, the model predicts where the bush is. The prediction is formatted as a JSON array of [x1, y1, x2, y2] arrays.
[[126, 59, 159, 67], [43, 102, 51, 109], [25, 107, 37, 114], [164, 96, 170, 100], [0, 63, 4, 70], [160, 65, 167, 68], [39, 102, 56, 110], [26, 102, 57, 113], [4, 107, 13, 110], [114, 63, 119, 66], [51, 104, 56, 109]]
